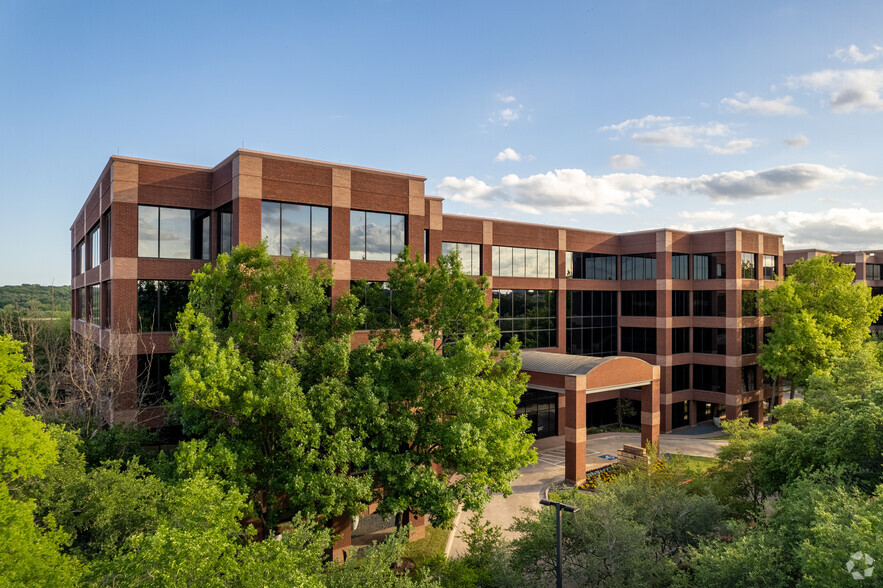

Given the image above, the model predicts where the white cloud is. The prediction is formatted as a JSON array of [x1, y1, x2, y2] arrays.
[[489, 95, 524, 125], [608, 154, 643, 170], [789, 68, 883, 112], [494, 148, 522, 162], [784, 134, 810, 148], [833, 44, 883, 64], [741, 207, 883, 249], [678, 209, 735, 222], [720, 92, 806, 115], [601, 115, 735, 149], [436, 164, 875, 214], [499, 95, 517, 103], [705, 139, 755, 155]]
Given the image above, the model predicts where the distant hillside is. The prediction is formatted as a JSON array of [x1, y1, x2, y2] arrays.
[[0, 284, 71, 313]]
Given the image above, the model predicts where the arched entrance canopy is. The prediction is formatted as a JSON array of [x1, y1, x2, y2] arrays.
[[520, 351, 661, 485]]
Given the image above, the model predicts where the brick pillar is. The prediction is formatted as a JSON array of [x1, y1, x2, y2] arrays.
[[564, 376, 586, 485], [688, 400, 697, 426], [404, 510, 426, 541], [747, 400, 761, 424], [640, 369, 661, 447], [330, 515, 352, 562]]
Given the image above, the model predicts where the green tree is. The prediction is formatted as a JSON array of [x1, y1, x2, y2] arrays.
[[349, 249, 536, 525], [169, 244, 372, 533], [759, 255, 883, 414]]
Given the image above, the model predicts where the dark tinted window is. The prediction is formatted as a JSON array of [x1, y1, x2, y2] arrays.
[[621, 291, 656, 316], [672, 254, 689, 279], [742, 327, 757, 354], [622, 255, 656, 280], [741, 290, 757, 316], [138, 354, 172, 406], [137, 280, 190, 332], [621, 327, 656, 354], [694, 291, 726, 317], [494, 289, 558, 349], [694, 364, 726, 392], [694, 253, 726, 279], [672, 291, 690, 316], [672, 327, 690, 354], [694, 327, 727, 354], [742, 365, 757, 392], [566, 291, 617, 357], [671, 364, 690, 391]]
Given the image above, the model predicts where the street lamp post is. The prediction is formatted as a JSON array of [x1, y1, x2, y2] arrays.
[[539, 499, 579, 588]]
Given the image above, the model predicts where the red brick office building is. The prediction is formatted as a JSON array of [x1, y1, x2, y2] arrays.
[[71, 149, 783, 445]]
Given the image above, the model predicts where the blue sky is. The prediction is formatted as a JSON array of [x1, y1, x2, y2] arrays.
[[3, 0, 883, 285]]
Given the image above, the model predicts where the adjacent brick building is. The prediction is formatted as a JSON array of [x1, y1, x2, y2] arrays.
[[71, 149, 783, 440]]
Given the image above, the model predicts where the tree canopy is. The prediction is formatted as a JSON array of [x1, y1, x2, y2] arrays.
[[759, 255, 883, 400]]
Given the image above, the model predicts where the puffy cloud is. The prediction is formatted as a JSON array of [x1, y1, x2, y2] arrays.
[[608, 154, 643, 170], [789, 68, 883, 112], [490, 95, 524, 125], [601, 115, 734, 149], [705, 139, 755, 155], [741, 208, 883, 249], [499, 95, 517, 103], [720, 92, 806, 115], [436, 164, 875, 214], [784, 134, 810, 148], [494, 148, 522, 162], [833, 44, 883, 64]]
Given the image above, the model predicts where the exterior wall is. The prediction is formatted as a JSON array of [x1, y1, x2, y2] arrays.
[[72, 149, 784, 432]]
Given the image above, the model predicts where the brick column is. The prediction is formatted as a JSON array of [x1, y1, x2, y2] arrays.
[[330, 515, 352, 562], [640, 366, 661, 447], [404, 510, 426, 541], [564, 376, 586, 485], [688, 400, 697, 426]]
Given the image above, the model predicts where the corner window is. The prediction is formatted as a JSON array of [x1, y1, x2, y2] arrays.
[[442, 242, 481, 275], [218, 204, 233, 255], [741, 252, 757, 279], [138, 205, 211, 260], [762, 255, 777, 281], [350, 211, 406, 261], [262, 201, 329, 258], [694, 253, 726, 280]]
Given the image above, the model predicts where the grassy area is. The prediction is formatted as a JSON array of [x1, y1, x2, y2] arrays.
[[401, 524, 452, 566], [670, 454, 718, 475], [701, 433, 731, 440]]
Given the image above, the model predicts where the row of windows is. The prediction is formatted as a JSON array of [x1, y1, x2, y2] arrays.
[[138, 206, 211, 260], [566, 253, 617, 280], [741, 253, 779, 280], [442, 242, 482, 275], [261, 202, 329, 258], [74, 211, 111, 275], [137, 280, 190, 332], [672, 364, 763, 393], [492, 246, 557, 278], [73, 283, 111, 328], [565, 291, 618, 357]]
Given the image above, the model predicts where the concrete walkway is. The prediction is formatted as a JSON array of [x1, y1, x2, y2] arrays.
[[446, 431, 728, 557]]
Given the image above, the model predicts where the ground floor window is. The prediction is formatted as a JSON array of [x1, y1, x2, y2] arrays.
[[586, 397, 640, 429], [516, 389, 559, 439], [137, 354, 172, 407]]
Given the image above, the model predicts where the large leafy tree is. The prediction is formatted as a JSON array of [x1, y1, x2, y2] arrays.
[[759, 255, 883, 412], [169, 244, 373, 532], [350, 249, 536, 525]]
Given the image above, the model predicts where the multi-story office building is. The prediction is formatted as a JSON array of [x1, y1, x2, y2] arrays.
[[71, 149, 782, 442]]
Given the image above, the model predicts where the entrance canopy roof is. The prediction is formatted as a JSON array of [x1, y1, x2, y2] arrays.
[[520, 351, 658, 393]]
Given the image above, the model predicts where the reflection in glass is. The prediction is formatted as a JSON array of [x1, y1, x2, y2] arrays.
[[390, 214, 405, 259], [493, 289, 557, 349], [365, 212, 390, 261], [350, 210, 366, 260], [281, 204, 310, 256], [262, 202, 282, 256], [137, 280, 191, 332], [158, 208, 191, 259], [138, 206, 159, 257], [311, 207, 329, 258]]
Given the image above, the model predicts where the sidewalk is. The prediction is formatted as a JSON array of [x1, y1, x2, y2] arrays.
[[446, 431, 728, 557]]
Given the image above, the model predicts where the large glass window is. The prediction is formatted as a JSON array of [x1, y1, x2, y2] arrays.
[[218, 204, 232, 255], [694, 253, 726, 280], [76, 241, 85, 275], [138, 354, 172, 407], [694, 291, 727, 317], [137, 280, 191, 332], [101, 211, 111, 262], [621, 291, 656, 316], [351, 280, 399, 330], [741, 290, 757, 316], [672, 327, 690, 354], [102, 282, 111, 329], [88, 285, 100, 326], [75, 288, 85, 320], [694, 364, 726, 392], [516, 389, 559, 439], [621, 255, 656, 280], [672, 291, 690, 316], [350, 211, 406, 261], [671, 364, 690, 391], [742, 365, 757, 392], [493, 246, 556, 278], [88, 224, 100, 270], [741, 252, 757, 279], [763, 255, 777, 281], [262, 201, 329, 258], [867, 264, 882, 281], [138, 206, 210, 259], [621, 327, 656, 354], [567, 252, 616, 280], [566, 291, 617, 357], [672, 253, 689, 280], [694, 328, 727, 354], [442, 242, 481, 275], [494, 289, 557, 349], [742, 327, 757, 354]]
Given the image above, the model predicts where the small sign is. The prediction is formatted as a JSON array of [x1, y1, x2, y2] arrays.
[[599, 454, 617, 461]]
